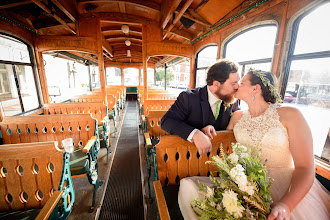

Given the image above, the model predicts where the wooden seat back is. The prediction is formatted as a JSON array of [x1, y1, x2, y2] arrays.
[[0, 141, 73, 218], [70, 94, 106, 103], [0, 114, 96, 149], [43, 102, 108, 126], [145, 110, 168, 139], [147, 93, 177, 100], [142, 100, 175, 115], [155, 131, 236, 187]]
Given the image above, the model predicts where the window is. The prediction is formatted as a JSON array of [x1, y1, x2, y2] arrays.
[[147, 68, 155, 85], [224, 25, 277, 75], [196, 45, 218, 87], [140, 68, 155, 86], [124, 68, 139, 86], [106, 67, 122, 85], [283, 2, 330, 162], [43, 53, 91, 103], [224, 24, 277, 110], [0, 34, 40, 116]]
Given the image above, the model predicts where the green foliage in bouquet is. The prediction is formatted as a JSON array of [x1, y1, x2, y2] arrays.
[[191, 143, 273, 219]]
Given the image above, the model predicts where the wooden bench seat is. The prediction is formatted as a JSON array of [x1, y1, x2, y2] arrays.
[[0, 114, 102, 210], [0, 141, 74, 220], [70, 94, 119, 136], [43, 102, 111, 163], [140, 99, 175, 116], [152, 131, 236, 220]]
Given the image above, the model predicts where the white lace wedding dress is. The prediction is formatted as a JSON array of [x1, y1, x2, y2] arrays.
[[178, 104, 330, 220]]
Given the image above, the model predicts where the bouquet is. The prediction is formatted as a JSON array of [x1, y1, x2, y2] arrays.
[[191, 143, 273, 219]]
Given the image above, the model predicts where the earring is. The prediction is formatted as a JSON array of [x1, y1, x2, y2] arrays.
[[251, 94, 255, 101]]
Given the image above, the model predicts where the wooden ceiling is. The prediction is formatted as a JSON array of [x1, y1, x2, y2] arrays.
[[0, 0, 248, 66]]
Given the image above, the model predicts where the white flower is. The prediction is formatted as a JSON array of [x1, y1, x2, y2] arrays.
[[238, 145, 247, 152], [240, 153, 248, 158], [228, 153, 239, 164], [232, 143, 240, 152], [239, 185, 255, 196], [222, 189, 245, 216], [206, 186, 214, 198]]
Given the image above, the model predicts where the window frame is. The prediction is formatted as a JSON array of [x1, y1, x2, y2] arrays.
[[195, 44, 218, 87], [0, 33, 42, 116], [223, 23, 277, 76], [282, 2, 330, 166]]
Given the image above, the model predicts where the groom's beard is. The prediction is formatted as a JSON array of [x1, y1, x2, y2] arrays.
[[215, 90, 237, 104]]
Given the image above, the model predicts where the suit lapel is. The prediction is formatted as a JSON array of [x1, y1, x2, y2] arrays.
[[200, 86, 212, 125]]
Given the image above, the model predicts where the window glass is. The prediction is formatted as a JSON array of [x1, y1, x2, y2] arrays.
[[197, 46, 218, 68], [106, 67, 121, 85], [43, 54, 90, 103], [140, 69, 143, 86], [124, 68, 139, 86], [147, 68, 155, 85], [294, 3, 330, 54], [0, 64, 21, 115], [0, 35, 30, 63], [196, 69, 207, 88], [16, 65, 39, 112], [284, 3, 330, 162], [0, 34, 40, 116], [196, 46, 218, 87], [225, 25, 277, 62], [285, 58, 330, 160]]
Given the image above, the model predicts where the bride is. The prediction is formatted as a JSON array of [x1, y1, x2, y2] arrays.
[[178, 70, 330, 220]]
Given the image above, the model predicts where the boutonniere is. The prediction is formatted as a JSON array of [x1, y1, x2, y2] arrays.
[[224, 102, 231, 111]]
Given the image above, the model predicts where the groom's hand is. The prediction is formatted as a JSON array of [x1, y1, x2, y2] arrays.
[[192, 130, 212, 154], [201, 125, 217, 140]]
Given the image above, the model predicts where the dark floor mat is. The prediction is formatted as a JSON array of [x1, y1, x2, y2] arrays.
[[99, 101, 144, 220]]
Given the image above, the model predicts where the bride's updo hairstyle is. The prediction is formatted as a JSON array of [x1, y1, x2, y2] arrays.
[[247, 70, 282, 104]]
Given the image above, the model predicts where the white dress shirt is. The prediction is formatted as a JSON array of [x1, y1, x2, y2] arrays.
[[187, 86, 221, 142]]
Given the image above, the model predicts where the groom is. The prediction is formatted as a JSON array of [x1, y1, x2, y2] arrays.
[[161, 60, 240, 154]]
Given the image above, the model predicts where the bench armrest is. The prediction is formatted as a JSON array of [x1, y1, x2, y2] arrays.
[[35, 190, 63, 220], [83, 136, 97, 153], [144, 133, 152, 147], [153, 180, 170, 220]]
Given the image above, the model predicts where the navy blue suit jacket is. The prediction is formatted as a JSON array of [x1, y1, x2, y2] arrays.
[[161, 86, 240, 140]]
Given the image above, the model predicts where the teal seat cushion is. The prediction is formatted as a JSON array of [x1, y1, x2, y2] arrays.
[[70, 150, 89, 176], [0, 209, 40, 220], [163, 185, 183, 220]]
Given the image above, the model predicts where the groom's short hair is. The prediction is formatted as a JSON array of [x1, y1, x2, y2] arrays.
[[206, 60, 238, 85]]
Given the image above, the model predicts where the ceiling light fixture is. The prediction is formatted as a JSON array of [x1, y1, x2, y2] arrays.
[[125, 39, 131, 46], [127, 50, 131, 57], [121, 24, 129, 34]]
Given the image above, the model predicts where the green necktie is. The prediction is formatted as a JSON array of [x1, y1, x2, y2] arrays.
[[215, 100, 221, 120]]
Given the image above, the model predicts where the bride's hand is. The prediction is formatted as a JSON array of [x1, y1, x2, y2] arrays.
[[201, 125, 217, 140], [267, 202, 291, 220]]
